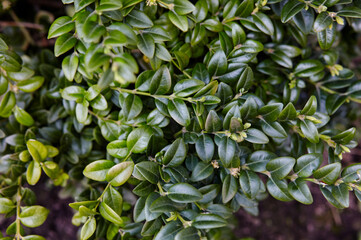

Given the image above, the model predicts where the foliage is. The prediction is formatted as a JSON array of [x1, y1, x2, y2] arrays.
[[1, 0, 361, 239]]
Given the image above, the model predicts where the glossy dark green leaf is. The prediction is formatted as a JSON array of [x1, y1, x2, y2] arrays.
[[208, 50, 228, 76], [137, 33, 155, 58], [154, 222, 182, 240], [127, 10, 154, 28], [192, 214, 227, 229], [54, 33, 77, 57], [195, 134, 214, 163], [168, 99, 191, 127], [149, 65, 171, 95], [245, 128, 269, 144], [133, 161, 159, 184], [174, 79, 205, 97], [266, 177, 293, 201], [239, 170, 261, 199], [190, 161, 213, 182], [48, 16, 75, 38], [218, 137, 236, 168], [288, 179, 313, 205], [294, 153, 323, 178], [266, 157, 296, 179], [300, 120, 319, 143], [205, 110, 222, 132], [337, 6, 361, 18], [167, 183, 203, 203], [294, 60, 324, 78], [168, 11, 188, 32], [259, 103, 283, 122], [222, 175, 238, 203], [281, 0, 305, 23], [175, 227, 199, 240], [301, 96, 317, 116], [313, 162, 341, 184], [253, 12, 274, 35], [127, 126, 153, 153], [313, 12, 333, 32], [279, 102, 297, 121], [163, 138, 187, 167]]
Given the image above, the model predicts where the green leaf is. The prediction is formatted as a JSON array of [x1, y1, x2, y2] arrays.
[[17, 76, 44, 93], [266, 177, 293, 201], [107, 140, 129, 159], [288, 179, 313, 205], [341, 163, 361, 183], [253, 12, 274, 35], [80, 218, 96, 240], [0, 198, 15, 214], [259, 103, 283, 122], [247, 150, 277, 172], [245, 128, 269, 144], [83, 160, 115, 181], [326, 94, 347, 115], [167, 183, 203, 203], [96, 0, 122, 11], [222, 175, 238, 203], [281, 0, 305, 23], [320, 185, 347, 209], [294, 153, 323, 178], [175, 227, 199, 240], [301, 95, 317, 115], [313, 11, 333, 32], [149, 196, 179, 213], [27, 139, 48, 162], [106, 161, 134, 186], [294, 60, 324, 77], [26, 161, 42, 185], [137, 33, 155, 58], [127, 126, 153, 153], [20, 206, 49, 228], [313, 162, 341, 184], [331, 183, 349, 208], [149, 65, 171, 95], [163, 138, 187, 167], [208, 50, 227, 76], [317, 22, 336, 50], [168, 11, 188, 32], [133, 161, 159, 184], [103, 186, 123, 217], [279, 102, 297, 121], [218, 137, 236, 168], [236, 66, 254, 92], [99, 202, 123, 225], [195, 134, 215, 163], [54, 33, 77, 57], [168, 99, 191, 127], [173, 0, 195, 15], [266, 157, 296, 179], [74, 0, 95, 12], [127, 9, 153, 28], [61, 86, 85, 101], [76, 102, 88, 123], [121, 94, 143, 121], [192, 214, 227, 229], [239, 170, 261, 199], [48, 16, 75, 38], [300, 120, 319, 143], [337, 6, 361, 18], [190, 161, 213, 182], [0, 91, 15, 117], [14, 106, 34, 127], [0, 37, 8, 50], [154, 222, 182, 240], [260, 120, 287, 139], [205, 110, 222, 132], [62, 54, 79, 81], [23, 235, 46, 240], [331, 127, 356, 145], [174, 79, 205, 97]]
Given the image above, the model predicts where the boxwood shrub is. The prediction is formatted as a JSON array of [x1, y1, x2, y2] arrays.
[[2, 0, 361, 239]]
